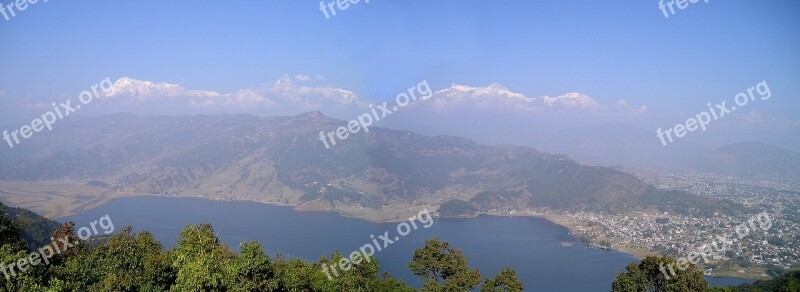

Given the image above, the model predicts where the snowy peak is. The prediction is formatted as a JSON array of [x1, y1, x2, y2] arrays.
[[447, 83, 475, 93], [443, 82, 511, 94], [486, 83, 509, 92], [105, 77, 219, 99], [274, 74, 293, 87], [542, 92, 600, 109], [437, 83, 527, 99], [98, 75, 361, 111], [423, 82, 639, 113]]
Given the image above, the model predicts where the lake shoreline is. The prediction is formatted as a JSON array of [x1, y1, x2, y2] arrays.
[[488, 212, 771, 281], [57, 195, 648, 291], [3, 185, 765, 284]]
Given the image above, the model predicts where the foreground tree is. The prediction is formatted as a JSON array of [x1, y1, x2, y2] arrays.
[[228, 241, 274, 291], [611, 255, 708, 292], [313, 251, 413, 291], [481, 268, 523, 292], [171, 224, 237, 291], [409, 238, 483, 291]]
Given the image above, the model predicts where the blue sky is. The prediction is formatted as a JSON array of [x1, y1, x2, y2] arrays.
[[1, 0, 798, 147]]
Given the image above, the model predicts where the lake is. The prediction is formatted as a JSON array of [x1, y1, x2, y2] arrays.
[[59, 196, 755, 291]]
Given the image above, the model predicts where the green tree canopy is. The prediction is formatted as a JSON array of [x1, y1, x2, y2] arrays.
[[611, 255, 708, 292], [408, 237, 482, 291], [481, 268, 523, 292]]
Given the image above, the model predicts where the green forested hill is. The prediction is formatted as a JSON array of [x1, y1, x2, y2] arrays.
[[0, 203, 60, 250]]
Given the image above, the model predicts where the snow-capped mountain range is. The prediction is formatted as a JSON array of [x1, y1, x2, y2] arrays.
[[98, 76, 644, 115], [101, 75, 361, 109], [432, 83, 605, 110], [105, 77, 220, 101]]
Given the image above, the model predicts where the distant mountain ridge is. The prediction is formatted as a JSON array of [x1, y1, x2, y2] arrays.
[[690, 142, 800, 179], [0, 112, 738, 219]]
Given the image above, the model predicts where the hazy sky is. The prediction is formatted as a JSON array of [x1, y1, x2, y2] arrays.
[[1, 0, 798, 150]]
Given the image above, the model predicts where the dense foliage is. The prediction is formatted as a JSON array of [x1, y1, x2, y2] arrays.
[[611, 255, 708, 292], [613, 256, 799, 292], [0, 204, 60, 250], [709, 271, 800, 292], [0, 207, 521, 291]]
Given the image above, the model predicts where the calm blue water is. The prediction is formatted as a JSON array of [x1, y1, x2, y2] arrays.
[[59, 196, 755, 291]]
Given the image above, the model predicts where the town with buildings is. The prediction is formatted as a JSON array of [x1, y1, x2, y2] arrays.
[[496, 174, 800, 278]]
